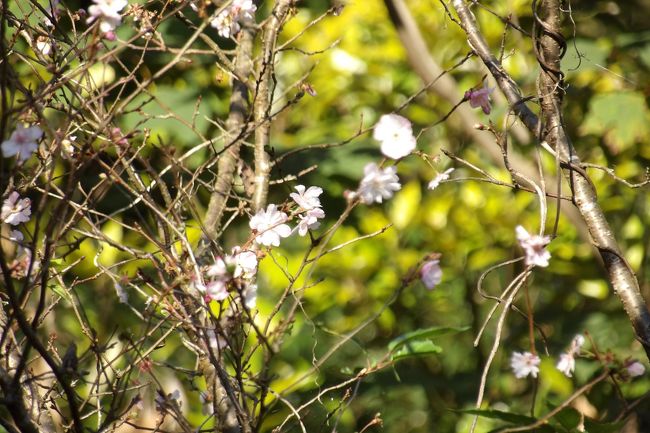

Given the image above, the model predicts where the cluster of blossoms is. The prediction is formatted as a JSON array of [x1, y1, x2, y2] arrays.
[[1, 191, 37, 279], [210, 0, 256, 38], [249, 185, 325, 247], [556, 334, 585, 377], [87, 0, 128, 36], [512, 335, 646, 380], [2, 124, 43, 162], [195, 247, 258, 307], [516, 225, 551, 268]]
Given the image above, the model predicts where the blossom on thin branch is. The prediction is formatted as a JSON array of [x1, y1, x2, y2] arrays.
[[556, 334, 585, 377], [427, 168, 455, 191], [87, 0, 128, 33], [373, 113, 417, 160], [464, 83, 495, 115], [250, 204, 292, 247], [2, 124, 42, 161], [1, 192, 32, 225], [355, 163, 401, 204], [516, 225, 551, 268], [420, 259, 442, 290], [211, 0, 256, 38], [511, 351, 541, 379]]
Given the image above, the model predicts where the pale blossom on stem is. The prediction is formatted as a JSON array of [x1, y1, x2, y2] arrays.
[[290, 185, 323, 210], [87, 0, 128, 33], [516, 225, 551, 267], [427, 168, 454, 191], [626, 361, 645, 378], [465, 83, 495, 115], [1, 192, 31, 225], [556, 353, 576, 377], [250, 204, 292, 247], [373, 113, 417, 160], [296, 207, 325, 236], [556, 334, 585, 377], [211, 0, 256, 38], [420, 259, 442, 290], [9, 230, 24, 243], [356, 163, 401, 204], [511, 351, 540, 379], [231, 247, 257, 279], [2, 124, 42, 161]]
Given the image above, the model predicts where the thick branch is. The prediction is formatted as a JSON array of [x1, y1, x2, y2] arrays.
[[451, 0, 650, 359], [204, 25, 255, 240], [252, 0, 294, 212]]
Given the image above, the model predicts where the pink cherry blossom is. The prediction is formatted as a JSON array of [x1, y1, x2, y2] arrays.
[[1, 192, 32, 225], [516, 225, 551, 267], [511, 351, 540, 379], [373, 114, 417, 160], [626, 361, 645, 378], [250, 204, 291, 247], [420, 259, 442, 290], [356, 163, 401, 204], [465, 84, 495, 115], [2, 124, 43, 161], [87, 0, 128, 33]]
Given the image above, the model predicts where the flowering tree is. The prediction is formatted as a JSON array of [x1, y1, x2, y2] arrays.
[[1, 0, 650, 432]]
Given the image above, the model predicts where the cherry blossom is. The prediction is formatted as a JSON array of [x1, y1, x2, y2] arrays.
[[250, 204, 292, 247], [427, 168, 454, 191], [1, 192, 31, 225], [356, 163, 401, 204], [205, 279, 229, 301], [556, 334, 585, 377], [373, 114, 417, 160], [290, 185, 323, 210], [626, 361, 645, 378], [465, 83, 495, 115], [511, 351, 540, 379], [211, 0, 256, 38], [516, 225, 551, 267], [420, 259, 442, 290], [87, 0, 128, 33], [296, 207, 325, 236], [2, 124, 42, 161], [556, 353, 576, 377], [231, 248, 257, 278]]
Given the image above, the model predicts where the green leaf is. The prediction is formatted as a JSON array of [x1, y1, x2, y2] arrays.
[[583, 419, 626, 433], [457, 408, 537, 425], [388, 325, 470, 352], [580, 91, 650, 152], [390, 339, 442, 361]]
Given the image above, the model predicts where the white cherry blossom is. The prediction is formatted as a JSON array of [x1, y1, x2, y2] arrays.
[[87, 0, 128, 33], [296, 207, 325, 236], [373, 114, 417, 160], [231, 248, 257, 278], [290, 185, 323, 210], [356, 163, 401, 204], [516, 225, 551, 267], [1, 192, 31, 225], [250, 204, 291, 247], [2, 124, 42, 161], [556, 353, 576, 377], [427, 168, 455, 191], [511, 351, 540, 379]]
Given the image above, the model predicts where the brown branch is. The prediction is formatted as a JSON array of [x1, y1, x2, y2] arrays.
[[251, 0, 294, 212], [203, 25, 256, 240]]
